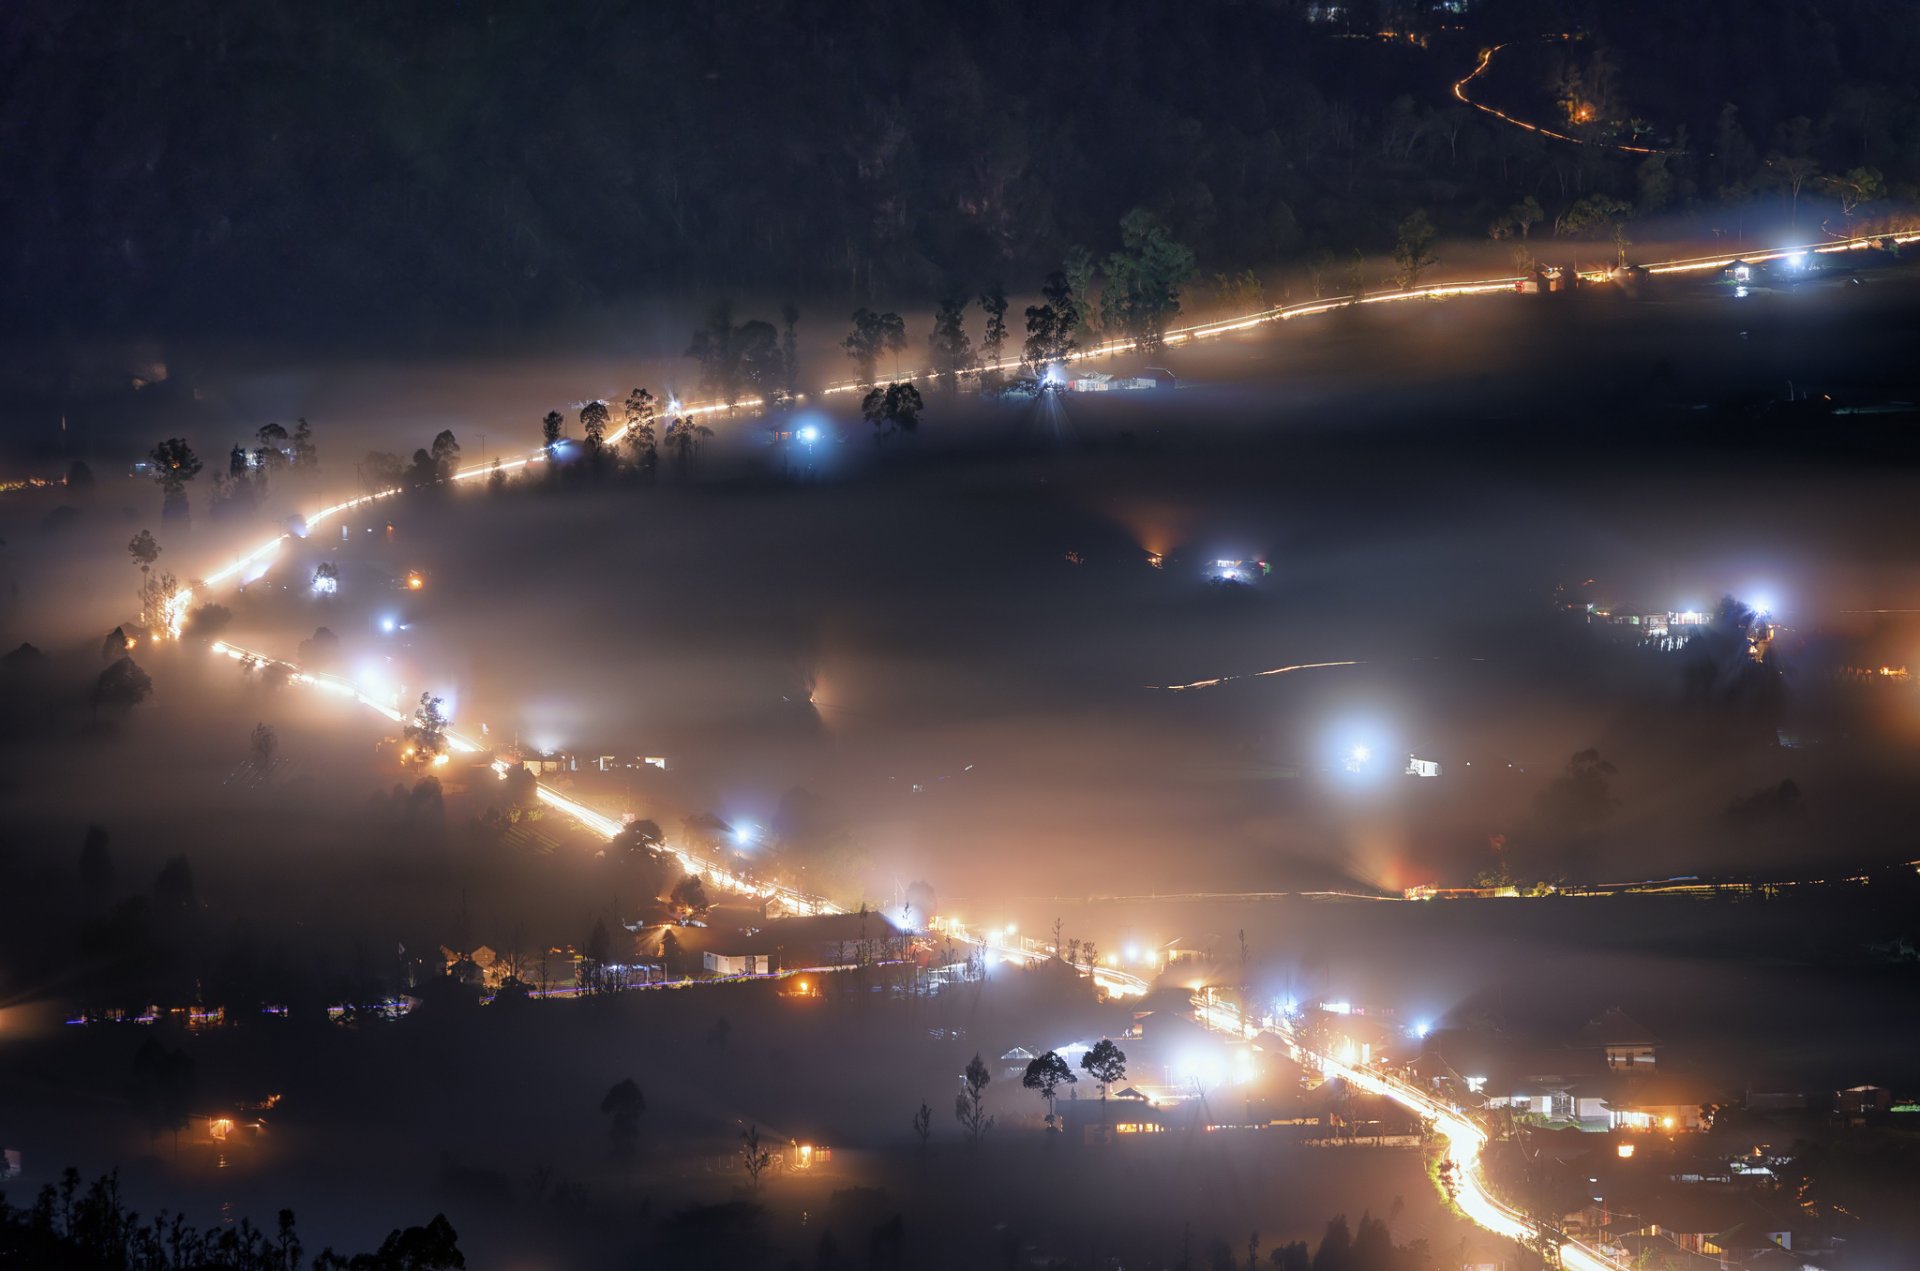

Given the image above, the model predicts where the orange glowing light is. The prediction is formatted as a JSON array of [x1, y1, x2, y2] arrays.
[[405, 572, 425, 590]]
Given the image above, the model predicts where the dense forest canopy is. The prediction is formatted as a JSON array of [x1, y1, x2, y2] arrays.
[[2, 0, 1917, 341]]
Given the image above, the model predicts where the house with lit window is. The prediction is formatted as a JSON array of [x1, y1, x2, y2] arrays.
[[1581, 1008, 1659, 1071], [1606, 1074, 1712, 1133]]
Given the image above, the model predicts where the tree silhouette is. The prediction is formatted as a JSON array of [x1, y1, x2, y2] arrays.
[[403, 692, 449, 763], [954, 1052, 994, 1143], [977, 287, 1010, 382], [861, 383, 924, 440], [622, 388, 657, 472], [740, 1124, 772, 1188], [1392, 210, 1438, 288], [843, 308, 908, 388], [600, 1077, 645, 1169], [127, 530, 161, 624], [579, 400, 610, 460], [93, 658, 152, 712], [1022, 1050, 1077, 1129], [1081, 1038, 1127, 1103], [928, 296, 974, 386], [148, 439, 203, 519], [669, 874, 711, 920]]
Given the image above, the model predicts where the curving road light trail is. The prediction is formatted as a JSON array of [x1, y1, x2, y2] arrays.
[[161, 220, 1920, 1264], [1192, 994, 1626, 1269], [1453, 38, 1665, 156]]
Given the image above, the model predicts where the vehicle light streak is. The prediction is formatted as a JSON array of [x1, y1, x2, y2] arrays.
[[1202, 995, 1626, 1270], [1153, 659, 1361, 692], [160, 223, 1916, 627], [1453, 39, 1665, 156]]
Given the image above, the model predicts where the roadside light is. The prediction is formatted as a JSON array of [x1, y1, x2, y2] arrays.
[[210, 1117, 234, 1141], [1006, 924, 1017, 936], [406, 571, 425, 590], [1662, 1116, 1675, 1130], [798, 424, 820, 443], [1617, 1143, 1636, 1159]]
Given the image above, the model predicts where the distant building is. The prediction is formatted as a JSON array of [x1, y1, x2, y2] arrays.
[[692, 910, 910, 977], [1835, 1083, 1891, 1122], [1606, 1074, 1711, 1132], [1581, 1008, 1660, 1071]]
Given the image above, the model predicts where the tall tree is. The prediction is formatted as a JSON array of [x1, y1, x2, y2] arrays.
[[1081, 1038, 1127, 1103], [255, 422, 290, 473], [127, 530, 160, 623], [622, 388, 658, 473], [291, 417, 317, 468], [1100, 209, 1194, 350], [955, 1052, 994, 1143], [429, 430, 461, 481], [740, 1124, 772, 1188], [1022, 1051, 1077, 1129], [1024, 272, 1079, 372], [147, 439, 202, 520], [1062, 245, 1100, 344], [579, 400, 610, 461], [861, 383, 924, 440], [403, 692, 449, 764], [688, 304, 782, 405], [928, 295, 975, 387], [541, 410, 565, 458], [663, 416, 714, 473], [601, 1078, 645, 1170], [977, 287, 1010, 381], [843, 308, 908, 388], [1391, 210, 1439, 289]]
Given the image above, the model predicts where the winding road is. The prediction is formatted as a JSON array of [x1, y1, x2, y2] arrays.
[[1453, 36, 1666, 156], [138, 220, 1920, 1270]]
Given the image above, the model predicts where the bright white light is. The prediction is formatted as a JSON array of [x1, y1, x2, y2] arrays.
[[311, 574, 337, 596], [1412, 1021, 1431, 1039], [1748, 594, 1775, 616], [1735, 285, 1749, 298], [1786, 251, 1807, 269], [1125, 943, 1141, 964], [666, 398, 682, 414], [1349, 744, 1370, 764], [733, 823, 754, 847], [379, 616, 396, 633], [798, 424, 820, 443]]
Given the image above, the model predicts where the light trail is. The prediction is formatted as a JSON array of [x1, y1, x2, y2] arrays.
[[160, 394, 751, 635], [1153, 659, 1361, 693], [1196, 993, 1626, 1269], [158, 221, 1916, 627], [1453, 38, 1665, 157]]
